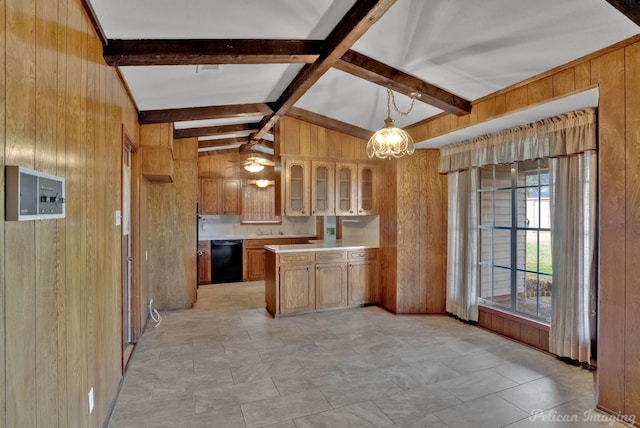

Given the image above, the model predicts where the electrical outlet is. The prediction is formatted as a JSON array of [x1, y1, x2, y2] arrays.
[[88, 388, 94, 414]]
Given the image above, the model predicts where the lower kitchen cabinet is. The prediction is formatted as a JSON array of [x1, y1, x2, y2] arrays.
[[279, 262, 315, 315], [245, 247, 267, 281], [265, 247, 377, 316], [197, 241, 211, 285], [348, 249, 378, 305], [243, 237, 314, 281], [315, 262, 347, 310]]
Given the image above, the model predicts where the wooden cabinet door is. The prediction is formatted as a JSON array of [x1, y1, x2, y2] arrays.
[[222, 179, 241, 215], [241, 184, 281, 223], [348, 260, 378, 306], [284, 159, 310, 216], [279, 264, 315, 314], [198, 241, 211, 285], [335, 163, 358, 216], [311, 160, 335, 216], [200, 178, 221, 214], [246, 248, 266, 281], [316, 262, 347, 310], [357, 164, 377, 215]]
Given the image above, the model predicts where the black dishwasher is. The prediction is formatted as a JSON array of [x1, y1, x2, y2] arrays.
[[210, 240, 243, 284]]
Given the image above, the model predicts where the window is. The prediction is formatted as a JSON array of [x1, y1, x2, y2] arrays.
[[478, 159, 551, 322]]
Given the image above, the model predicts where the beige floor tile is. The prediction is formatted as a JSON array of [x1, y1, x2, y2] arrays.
[[108, 282, 601, 428]]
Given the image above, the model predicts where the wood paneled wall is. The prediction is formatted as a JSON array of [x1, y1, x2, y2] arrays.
[[276, 116, 370, 159], [1, 0, 139, 426], [141, 137, 198, 310], [198, 151, 275, 180], [378, 150, 447, 314], [406, 34, 640, 423]]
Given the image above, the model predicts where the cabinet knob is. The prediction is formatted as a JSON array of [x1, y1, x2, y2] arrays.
[[302, 210, 306, 214], [350, 210, 353, 213]]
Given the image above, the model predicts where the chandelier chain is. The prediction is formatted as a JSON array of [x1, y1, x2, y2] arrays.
[[387, 88, 416, 117]]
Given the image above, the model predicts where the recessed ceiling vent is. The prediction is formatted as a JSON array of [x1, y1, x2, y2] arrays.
[[196, 64, 223, 73]]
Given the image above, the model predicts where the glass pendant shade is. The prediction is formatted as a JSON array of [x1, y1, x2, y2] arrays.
[[244, 162, 264, 173], [366, 117, 415, 159], [244, 154, 265, 173]]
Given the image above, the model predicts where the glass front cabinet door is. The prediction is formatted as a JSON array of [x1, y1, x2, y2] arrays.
[[335, 163, 358, 216], [284, 159, 310, 216], [311, 160, 335, 216], [357, 164, 377, 215]]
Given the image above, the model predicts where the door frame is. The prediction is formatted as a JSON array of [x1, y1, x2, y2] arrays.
[[122, 125, 141, 371]]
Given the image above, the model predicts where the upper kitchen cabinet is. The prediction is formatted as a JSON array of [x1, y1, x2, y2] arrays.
[[274, 116, 381, 217], [283, 158, 310, 216], [335, 163, 357, 216], [140, 123, 174, 182], [241, 183, 281, 224], [357, 164, 377, 215], [311, 160, 335, 216], [199, 178, 241, 215]]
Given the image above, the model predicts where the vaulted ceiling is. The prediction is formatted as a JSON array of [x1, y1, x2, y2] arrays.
[[85, 0, 639, 156]]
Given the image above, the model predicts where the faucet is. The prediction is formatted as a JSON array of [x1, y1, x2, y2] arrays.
[[257, 228, 263, 236]]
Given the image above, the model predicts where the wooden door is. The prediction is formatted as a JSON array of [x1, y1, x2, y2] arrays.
[[335, 163, 358, 216], [198, 241, 211, 285], [311, 160, 335, 216], [284, 159, 310, 216], [348, 260, 378, 305], [279, 264, 314, 314], [200, 178, 221, 214], [222, 179, 241, 215], [246, 247, 266, 281], [316, 262, 347, 310], [241, 184, 280, 223], [357, 164, 377, 215]]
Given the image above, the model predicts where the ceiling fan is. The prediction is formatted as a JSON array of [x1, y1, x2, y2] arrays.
[[228, 153, 275, 173]]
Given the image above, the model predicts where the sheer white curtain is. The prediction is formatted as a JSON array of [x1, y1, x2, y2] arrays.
[[441, 108, 597, 361], [549, 152, 597, 363], [446, 169, 479, 322]]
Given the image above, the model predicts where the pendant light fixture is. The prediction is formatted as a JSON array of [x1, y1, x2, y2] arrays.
[[367, 88, 417, 159]]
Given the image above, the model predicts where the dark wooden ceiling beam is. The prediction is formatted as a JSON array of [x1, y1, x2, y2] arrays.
[[174, 122, 260, 139], [336, 50, 471, 116], [139, 103, 272, 124], [104, 39, 324, 66], [248, 0, 397, 145], [286, 107, 372, 140], [254, 139, 275, 150], [198, 137, 248, 149], [605, 0, 640, 25]]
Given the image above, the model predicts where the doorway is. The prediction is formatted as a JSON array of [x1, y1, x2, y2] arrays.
[[122, 128, 139, 371]]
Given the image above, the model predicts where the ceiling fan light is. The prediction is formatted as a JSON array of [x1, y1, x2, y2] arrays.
[[244, 163, 264, 173], [254, 179, 271, 188]]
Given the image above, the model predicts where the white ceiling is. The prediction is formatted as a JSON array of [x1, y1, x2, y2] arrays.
[[89, 0, 638, 147]]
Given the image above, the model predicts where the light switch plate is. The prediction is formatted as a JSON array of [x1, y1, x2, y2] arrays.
[[88, 388, 94, 414], [115, 210, 121, 226]]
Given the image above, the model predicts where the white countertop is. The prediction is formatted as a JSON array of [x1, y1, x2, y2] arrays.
[[265, 240, 378, 253], [199, 233, 316, 241]]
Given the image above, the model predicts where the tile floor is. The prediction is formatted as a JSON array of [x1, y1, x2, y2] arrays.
[[108, 282, 630, 428]]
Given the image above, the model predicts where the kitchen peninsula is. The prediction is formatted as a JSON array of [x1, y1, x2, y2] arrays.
[[265, 240, 378, 317]]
